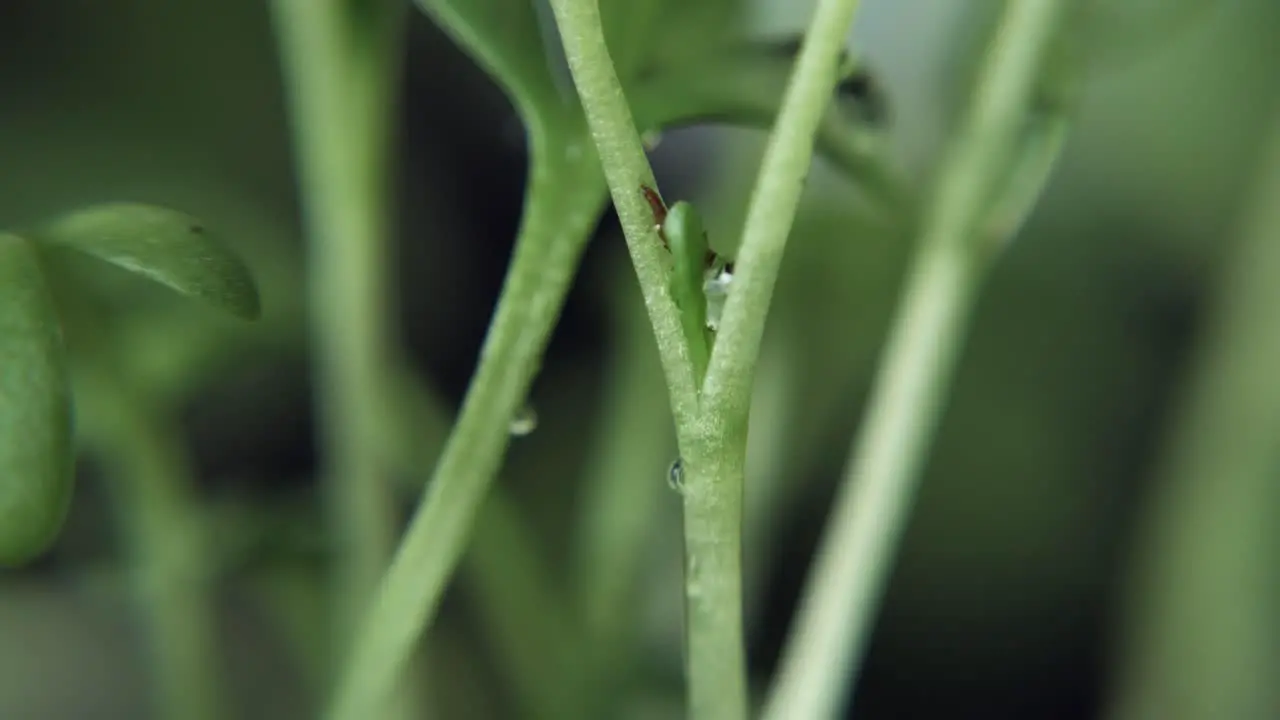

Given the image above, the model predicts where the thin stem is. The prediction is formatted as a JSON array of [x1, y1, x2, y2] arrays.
[[1107, 116, 1280, 720], [326, 130, 606, 720], [385, 370, 588, 720], [700, 0, 866, 421], [761, 2, 1069, 717], [546, 0, 699, 428], [270, 0, 405, 678], [77, 367, 220, 720]]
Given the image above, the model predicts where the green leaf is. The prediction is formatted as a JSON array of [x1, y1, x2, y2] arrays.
[[26, 203, 261, 320], [413, 0, 567, 123], [0, 233, 75, 567], [629, 39, 908, 217], [605, 0, 743, 75]]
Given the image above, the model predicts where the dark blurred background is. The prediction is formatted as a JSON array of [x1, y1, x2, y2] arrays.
[[1, 1, 1278, 718]]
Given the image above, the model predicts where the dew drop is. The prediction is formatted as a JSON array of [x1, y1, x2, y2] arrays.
[[667, 458, 685, 492], [703, 265, 733, 332], [509, 406, 538, 437], [642, 130, 663, 151]]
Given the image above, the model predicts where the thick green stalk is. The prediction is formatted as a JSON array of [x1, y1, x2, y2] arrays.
[[1107, 117, 1280, 720], [672, 437, 748, 720], [270, 0, 405, 679], [760, 2, 1069, 718], [678, 0, 870, 716], [326, 129, 606, 720], [545, 0, 739, 715], [78, 367, 220, 720], [548, 0, 872, 715]]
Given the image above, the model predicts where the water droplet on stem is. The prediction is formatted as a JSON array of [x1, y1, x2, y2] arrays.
[[509, 406, 538, 437], [667, 458, 685, 492]]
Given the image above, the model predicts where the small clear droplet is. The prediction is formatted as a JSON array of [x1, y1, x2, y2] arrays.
[[509, 406, 538, 437], [667, 458, 685, 492], [642, 130, 663, 150], [704, 265, 733, 332]]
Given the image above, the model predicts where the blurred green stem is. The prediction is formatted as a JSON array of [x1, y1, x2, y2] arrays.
[[326, 126, 606, 719], [467, 493, 588, 720], [77, 366, 220, 720], [270, 0, 407, 706], [575, 266, 676, 705], [1107, 117, 1280, 720], [761, 2, 1068, 717], [387, 371, 591, 720]]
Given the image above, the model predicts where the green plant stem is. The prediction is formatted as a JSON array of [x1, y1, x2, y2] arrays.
[[670, 442, 746, 720], [386, 370, 589, 720], [700, 0, 865, 419], [680, 3, 868, 717], [760, 2, 1068, 717], [549, 0, 873, 715], [77, 366, 220, 720], [270, 0, 405, 680], [1107, 117, 1280, 720], [326, 129, 606, 720], [546, 0, 698, 426], [547, 1, 740, 716]]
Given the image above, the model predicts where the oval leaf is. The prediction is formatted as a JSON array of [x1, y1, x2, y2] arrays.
[[28, 203, 261, 320], [0, 233, 75, 566]]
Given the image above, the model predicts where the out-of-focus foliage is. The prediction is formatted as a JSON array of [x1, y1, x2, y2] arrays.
[[0, 0, 1277, 718], [0, 234, 73, 566], [30, 203, 261, 321]]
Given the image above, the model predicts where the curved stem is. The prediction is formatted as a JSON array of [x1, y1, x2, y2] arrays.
[[77, 367, 221, 720], [760, 3, 1069, 717], [270, 0, 407, 694], [386, 370, 589, 720], [326, 127, 606, 720]]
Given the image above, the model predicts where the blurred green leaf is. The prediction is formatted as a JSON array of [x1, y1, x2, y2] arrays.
[[630, 38, 905, 214], [609, 0, 742, 72], [413, 0, 567, 123], [1080, 0, 1215, 71], [26, 203, 261, 321], [0, 233, 75, 567], [600, 0, 742, 79]]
